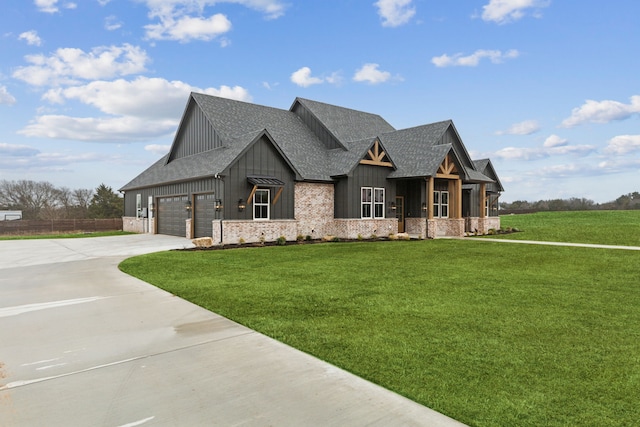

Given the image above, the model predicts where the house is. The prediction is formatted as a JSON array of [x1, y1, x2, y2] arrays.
[[120, 93, 503, 243]]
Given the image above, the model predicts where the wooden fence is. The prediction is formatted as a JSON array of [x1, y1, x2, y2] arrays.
[[0, 218, 123, 236]]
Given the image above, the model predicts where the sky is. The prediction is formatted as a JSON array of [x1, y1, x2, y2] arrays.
[[1, 0, 639, 203]]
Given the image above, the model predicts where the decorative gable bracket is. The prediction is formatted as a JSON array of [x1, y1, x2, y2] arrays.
[[360, 140, 393, 168], [436, 154, 459, 179]]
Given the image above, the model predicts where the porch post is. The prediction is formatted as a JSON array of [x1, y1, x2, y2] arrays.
[[427, 176, 434, 219], [479, 183, 486, 219], [456, 178, 462, 218]]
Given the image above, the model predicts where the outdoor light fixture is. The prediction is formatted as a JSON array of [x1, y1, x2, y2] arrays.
[[422, 202, 427, 211], [237, 199, 246, 212], [149, 202, 155, 213], [215, 199, 223, 212], [184, 200, 192, 212], [389, 202, 396, 211]]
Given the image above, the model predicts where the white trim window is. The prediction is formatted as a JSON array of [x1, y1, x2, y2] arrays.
[[485, 196, 490, 217], [361, 187, 385, 219], [253, 189, 270, 220], [434, 191, 449, 218], [361, 187, 372, 219], [374, 188, 385, 219]]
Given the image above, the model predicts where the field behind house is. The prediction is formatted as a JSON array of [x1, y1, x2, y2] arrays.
[[120, 211, 640, 426], [496, 210, 640, 246]]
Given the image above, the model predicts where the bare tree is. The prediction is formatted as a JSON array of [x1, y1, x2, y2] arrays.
[[0, 180, 62, 220], [72, 188, 94, 218]]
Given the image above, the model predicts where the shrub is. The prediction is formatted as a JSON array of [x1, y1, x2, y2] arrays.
[[305, 235, 312, 241], [276, 235, 287, 246]]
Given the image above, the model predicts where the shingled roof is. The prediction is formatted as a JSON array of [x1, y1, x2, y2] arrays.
[[120, 93, 496, 191]]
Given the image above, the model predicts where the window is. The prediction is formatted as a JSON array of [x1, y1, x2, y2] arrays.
[[433, 191, 449, 218], [254, 189, 270, 220], [361, 187, 385, 219], [485, 196, 489, 217], [361, 187, 372, 219], [374, 188, 385, 219]]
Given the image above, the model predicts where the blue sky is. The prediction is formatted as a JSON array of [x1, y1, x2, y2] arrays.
[[1, 0, 638, 203]]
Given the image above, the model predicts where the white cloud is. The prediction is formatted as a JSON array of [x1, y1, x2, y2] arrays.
[[145, 144, 171, 155], [290, 67, 324, 87], [604, 135, 640, 155], [105, 15, 123, 31], [374, 0, 416, 27], [432, 49, 519, 67], [496, 119, 540, 135], [19, 30, 42, 46], [0, 143, 40, 157], [560, 96, 640, 128], [542, 134, 567, 148], [19, 115, 177, 142], [353, 63, 391, 84], [493, 136, 595, 161], [0, 86, 17, 105], [35, 0, 59, 13], [22, 77, 251, 141], [12, 44, 149, 87], [45, 76, 251, 117], [481, 0, 550, 24], [144, 13, 232, 42], [141, 0, 287, 42], [35, 0, 76, 13]]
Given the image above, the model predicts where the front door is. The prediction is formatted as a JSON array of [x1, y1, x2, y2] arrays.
[[396, 196, 405, 233]]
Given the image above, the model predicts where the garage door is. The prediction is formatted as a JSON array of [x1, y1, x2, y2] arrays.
[[194, 193, 216, 238], [157, 195, 188, 237]]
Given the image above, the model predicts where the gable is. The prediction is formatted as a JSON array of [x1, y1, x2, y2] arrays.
[[436, 153, 461, 179], [167, 97, 224, 163], [359, 139, 394, 168], [291, 98, 395, 149], [440, 125, 475, 171]]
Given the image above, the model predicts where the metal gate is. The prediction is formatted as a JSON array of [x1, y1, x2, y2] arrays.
[[157, 195, 188, 237], [194, 193, 215, 238]]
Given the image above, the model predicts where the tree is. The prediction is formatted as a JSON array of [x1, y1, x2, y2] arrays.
[[88, 184, 123, 218], [0, 180, 60, 220], [71, 188, 94, 218]]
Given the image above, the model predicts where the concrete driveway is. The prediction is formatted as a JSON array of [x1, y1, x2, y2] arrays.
[[0, 234, 465, 426]]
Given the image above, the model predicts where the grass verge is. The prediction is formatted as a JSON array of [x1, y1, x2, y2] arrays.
[[120, 239, 640, 426], [0, 230, 133, 240]]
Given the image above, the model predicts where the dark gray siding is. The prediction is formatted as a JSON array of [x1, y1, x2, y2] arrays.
[[224, 136, 295, 220], [291, 103, 343, 150], [123, 178, 219, 217], [396, 179, 426, 218], [194, 193, 216, 238], [334, 164, 395, 218], [169, 102, 224, 162], [464, 187, 480, 217]]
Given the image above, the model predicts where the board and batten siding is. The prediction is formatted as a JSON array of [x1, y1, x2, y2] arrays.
[[123, 178, 218, 217], [168, 102, 224, 162], [224, 136, 295, 220], [334, 164, 395, 219]]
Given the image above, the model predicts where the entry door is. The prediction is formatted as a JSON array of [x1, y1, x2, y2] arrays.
[[396, 196, 405, 233]]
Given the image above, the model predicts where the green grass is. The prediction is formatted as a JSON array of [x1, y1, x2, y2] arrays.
[[496, 210, 640, 246], [120, 239, 640, 427], [0, 230, 133, 240]]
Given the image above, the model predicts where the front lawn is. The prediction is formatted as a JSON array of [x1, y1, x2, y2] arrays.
[[120, 240, 640, 426]]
